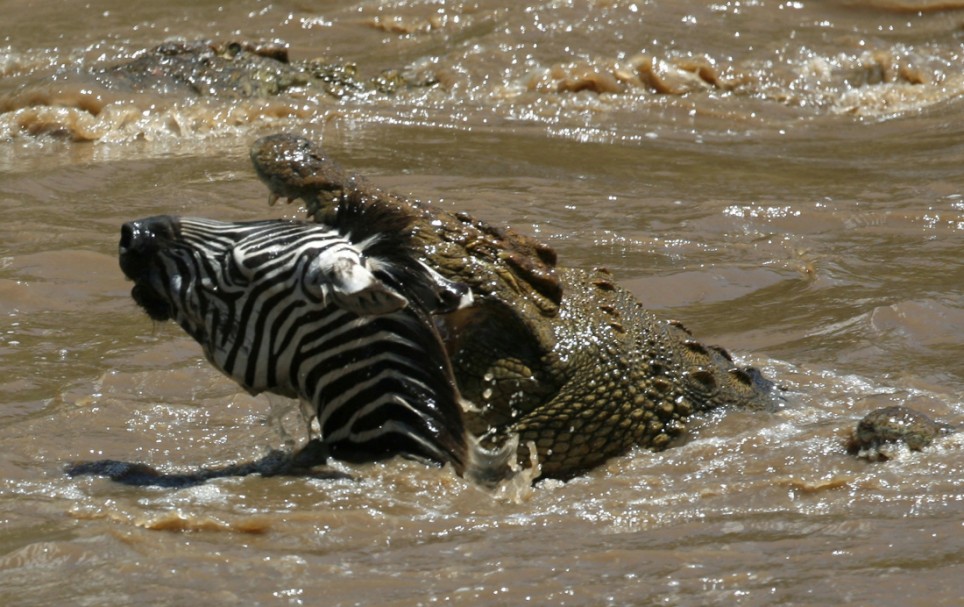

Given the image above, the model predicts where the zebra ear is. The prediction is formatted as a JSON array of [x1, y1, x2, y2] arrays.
[[416, 261, 474, 313], [307, 255, 408, 316]]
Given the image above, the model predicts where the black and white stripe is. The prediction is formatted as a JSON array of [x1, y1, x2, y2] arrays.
[[119, 215, 478, 472]]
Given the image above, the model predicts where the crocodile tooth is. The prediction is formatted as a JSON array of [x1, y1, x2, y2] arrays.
[[268, 192, 280, 206]]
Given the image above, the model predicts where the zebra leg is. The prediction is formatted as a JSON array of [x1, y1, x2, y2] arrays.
[[288, 438, 332, 470]]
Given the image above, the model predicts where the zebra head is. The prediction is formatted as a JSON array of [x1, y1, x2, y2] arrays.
[[117, 215, 507, 477]]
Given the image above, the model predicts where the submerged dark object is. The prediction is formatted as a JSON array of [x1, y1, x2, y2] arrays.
[[65, 442, 350, 488], [848, 405, 954, 460]]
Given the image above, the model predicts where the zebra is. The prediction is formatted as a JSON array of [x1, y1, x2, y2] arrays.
[[118, 204, 513, 483]]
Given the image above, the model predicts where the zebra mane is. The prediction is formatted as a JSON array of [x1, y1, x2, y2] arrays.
[[317, 190, 473, 316], [324, 189, 415, 259]]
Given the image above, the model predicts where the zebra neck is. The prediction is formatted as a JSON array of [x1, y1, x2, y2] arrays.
[[288, 307, 470, 470]]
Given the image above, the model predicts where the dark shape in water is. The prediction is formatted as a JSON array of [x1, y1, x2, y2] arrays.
[[848, 405, 954, 460], [65, 440, 349, 488]]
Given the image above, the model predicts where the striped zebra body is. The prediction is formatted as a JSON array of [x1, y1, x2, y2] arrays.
[[119, 215, 496, 476]]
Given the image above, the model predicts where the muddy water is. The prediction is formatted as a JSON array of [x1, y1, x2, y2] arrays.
[[1, 1, 962, 605]]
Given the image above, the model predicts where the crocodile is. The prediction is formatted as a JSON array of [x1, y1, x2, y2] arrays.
[[250, 133, 777, 480], [0, 39, 426, 122], [93, 39, 417, 100]]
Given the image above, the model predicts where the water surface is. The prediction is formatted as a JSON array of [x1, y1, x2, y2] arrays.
[[1, 1, 962, 605]]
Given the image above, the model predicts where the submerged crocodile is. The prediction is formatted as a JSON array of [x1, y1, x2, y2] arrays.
[[94, 39, 418, 100], [250, 134, 776, 479], [0, 39, 426, 126]]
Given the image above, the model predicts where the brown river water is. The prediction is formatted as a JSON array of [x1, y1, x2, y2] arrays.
[[1, 1, 962, 605]]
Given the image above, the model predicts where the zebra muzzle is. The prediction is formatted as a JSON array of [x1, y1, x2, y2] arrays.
[[119, 215, 180, 279], [119, 215, 182, 321]]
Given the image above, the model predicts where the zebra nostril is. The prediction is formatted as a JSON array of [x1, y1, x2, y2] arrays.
[[119, 216, 179, 255], [119, 216, 177, 280], [119, 221, 138, 252], [119, 221, 152, 280]]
